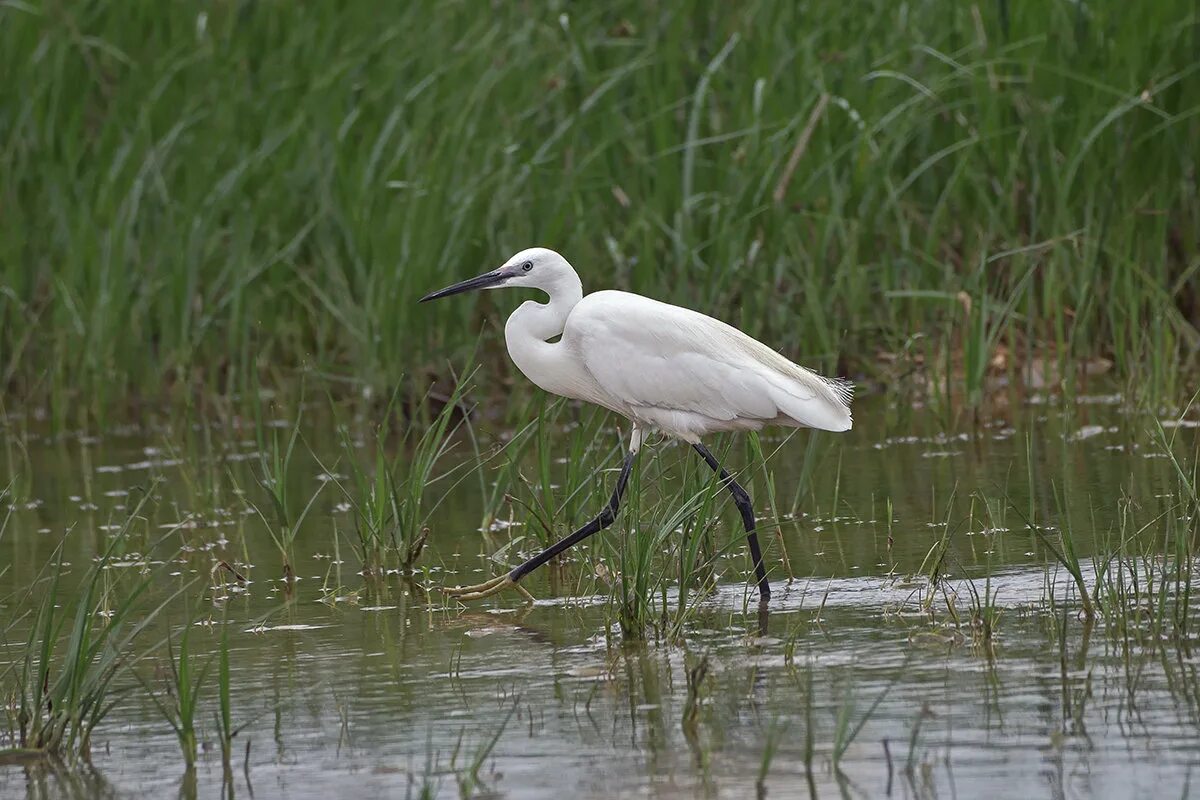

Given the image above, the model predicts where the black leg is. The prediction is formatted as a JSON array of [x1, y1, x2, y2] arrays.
[[692, 443, 771, 602], [508, 449, 637, 583]]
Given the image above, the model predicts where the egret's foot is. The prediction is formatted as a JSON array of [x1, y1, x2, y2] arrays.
[[442, 574, 535, 603]]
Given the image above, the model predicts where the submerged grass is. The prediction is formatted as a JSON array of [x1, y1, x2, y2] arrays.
[[0, 2, 1196, 421]]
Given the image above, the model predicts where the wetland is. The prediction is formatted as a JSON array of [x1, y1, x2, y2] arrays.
[[3, 389, 1198, 798]]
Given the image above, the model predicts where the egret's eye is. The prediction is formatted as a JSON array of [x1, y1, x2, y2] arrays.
[[522, 261, 533, 272]]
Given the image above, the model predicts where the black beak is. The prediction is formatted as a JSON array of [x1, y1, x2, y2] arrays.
[[419, 269, 507, 303]]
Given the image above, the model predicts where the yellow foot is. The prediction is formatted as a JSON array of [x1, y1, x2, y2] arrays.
[[441, 574, 535, 603]]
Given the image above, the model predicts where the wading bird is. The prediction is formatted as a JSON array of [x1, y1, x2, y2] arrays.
[[421, 248, 852, 604]]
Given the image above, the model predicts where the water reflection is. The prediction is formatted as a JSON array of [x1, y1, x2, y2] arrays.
[[2, 395, 1200, 798]]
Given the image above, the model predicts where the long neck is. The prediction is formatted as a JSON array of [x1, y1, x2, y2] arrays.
[[509, 283, 581, 341], [504, 275, 593, 401]]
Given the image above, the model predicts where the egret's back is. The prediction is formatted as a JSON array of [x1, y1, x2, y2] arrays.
[[565, 291, 852, 441]]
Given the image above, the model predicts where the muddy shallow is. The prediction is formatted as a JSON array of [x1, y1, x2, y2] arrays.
[[2, 393, 1198, 799]]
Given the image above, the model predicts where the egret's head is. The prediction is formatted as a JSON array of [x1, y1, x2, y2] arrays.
[[420, 247, 577, 302]]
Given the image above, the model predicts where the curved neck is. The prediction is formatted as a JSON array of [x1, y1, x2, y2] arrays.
[[504, 273, 592, 401], [509, 276, 583, 340]]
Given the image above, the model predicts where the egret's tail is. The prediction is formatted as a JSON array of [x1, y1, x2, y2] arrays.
[[768, 375, 853, 432]]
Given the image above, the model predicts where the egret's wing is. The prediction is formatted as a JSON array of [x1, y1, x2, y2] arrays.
[[569, 292, 852, 432]]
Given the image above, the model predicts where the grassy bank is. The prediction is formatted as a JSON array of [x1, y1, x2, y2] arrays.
[[1, 0, 1197, 421]]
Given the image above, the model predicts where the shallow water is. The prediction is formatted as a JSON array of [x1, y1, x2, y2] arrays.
[[2, 393, 1199, 799]]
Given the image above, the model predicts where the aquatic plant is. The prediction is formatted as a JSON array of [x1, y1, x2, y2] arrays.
[[756, 716, 790, 795], [670, 487, 722, 635], [1011, 479, 1095, 621], [961, 493, 1005, 646], [681, 653, 710, 732], [2, 2, 1196, 420], [609, 480, 711, 640], [139, 618, 210, 769], [249, 404, 325, 581], [451, 700, 517, 799], [463, 396, 624, 563], [214, 622, 244, 770], [3, 493, 181, 762], [915, 485, 959, 612], [329, 381, 470, 575], [0, 482, 11, 588], [831, 670, 896, 770]]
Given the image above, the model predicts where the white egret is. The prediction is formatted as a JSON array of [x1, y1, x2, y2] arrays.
[[421, 247, 852, 604]]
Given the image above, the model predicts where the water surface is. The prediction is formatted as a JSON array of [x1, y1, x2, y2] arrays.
[[2, 393, 1198, 799]]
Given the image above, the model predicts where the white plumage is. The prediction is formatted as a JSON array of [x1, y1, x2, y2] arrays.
[[422, 246, 853, 604], [481, 248, 852, 443], [568, 290, 852, 440]]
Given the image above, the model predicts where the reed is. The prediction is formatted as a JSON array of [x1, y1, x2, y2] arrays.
[[1, 2, 1195, 420]]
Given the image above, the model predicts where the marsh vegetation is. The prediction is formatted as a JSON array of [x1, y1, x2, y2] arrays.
[[2, 1, 1199, 797], [0, 1, 1196, 420], [2, 390, 1200, 797]]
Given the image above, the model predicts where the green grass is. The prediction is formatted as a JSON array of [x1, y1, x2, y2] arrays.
[[1, 491, 182, 762], [242, 404, 326, 582], [139, 616, 211, 769], [214, 621, 241, 771], [327, 381, 470, 575], [0, 1, 1196, 422]]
